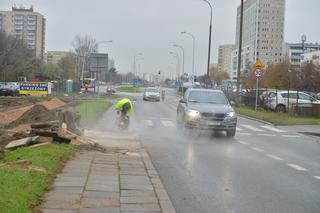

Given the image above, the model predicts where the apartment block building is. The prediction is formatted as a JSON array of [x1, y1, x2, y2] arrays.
[[0, 6, 45, 58], [231, 0, 286, 79], [217, 44, 235, 78], [284, 42, 320, 66]]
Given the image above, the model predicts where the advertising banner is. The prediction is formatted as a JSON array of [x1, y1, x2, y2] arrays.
[[20, 82, 51, 95]]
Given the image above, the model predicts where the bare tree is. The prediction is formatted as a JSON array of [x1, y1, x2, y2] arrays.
[[0, 31, 36, 82], [72, 34, 98, 83]]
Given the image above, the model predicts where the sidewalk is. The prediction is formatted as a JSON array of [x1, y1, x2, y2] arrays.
[[280, 125, 320, 136], [40, 131, 175, 213]]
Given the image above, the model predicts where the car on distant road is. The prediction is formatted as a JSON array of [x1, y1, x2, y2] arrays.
[[268, 91, 320, 112], [143, 87, 160, 102], [177, 88, 237, 137]]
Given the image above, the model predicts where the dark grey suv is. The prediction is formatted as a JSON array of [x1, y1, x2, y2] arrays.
[[177, 88, 237, 137]]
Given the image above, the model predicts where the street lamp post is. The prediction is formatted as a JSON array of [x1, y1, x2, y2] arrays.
[[136, 57, 144, 77], [170, 52, 180, 79], [181, 31, 196, 77], [202, 0, 213, 77], [133, 53, 143, 77], [173, 44, 185, 78], [236, 0, 244, 106], [96, 40, 112, 93]]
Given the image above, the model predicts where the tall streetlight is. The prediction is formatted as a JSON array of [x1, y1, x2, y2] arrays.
[[236, 0, 244, 105], [181, 31, 196, 77], [170, 51, 180, 79], [136, 57, 144, 77], [173, 44, 185, 78], [96, 40, 112, 93], [133, 53, 143, 77], [201, 0, 213, 77]]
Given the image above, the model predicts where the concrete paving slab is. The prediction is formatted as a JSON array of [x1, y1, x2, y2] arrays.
[[40, 135, 175, 213]]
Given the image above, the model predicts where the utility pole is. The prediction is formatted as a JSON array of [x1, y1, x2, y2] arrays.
[[236, 0, 244, 106], [202, 0, 213, 77]]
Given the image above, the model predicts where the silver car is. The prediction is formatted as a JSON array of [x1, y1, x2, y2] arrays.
[[177, 88, 237, 137], [268, 91, 320, 112], [143, 87, 160, 102]]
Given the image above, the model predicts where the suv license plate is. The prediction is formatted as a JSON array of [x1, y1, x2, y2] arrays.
[[207, 121, 220, 126]]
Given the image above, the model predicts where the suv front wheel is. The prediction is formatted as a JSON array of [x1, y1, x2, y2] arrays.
[[226, 129, 236, 137], [275, 104, 286, 113]]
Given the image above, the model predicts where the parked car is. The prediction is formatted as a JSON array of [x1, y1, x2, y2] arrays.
[[0, 88, 20, 96], [317, 93, 320, 100], [303, 91, 318, 100], [143, 87, 160, 101], [268, 91, 320, 112], [177, 88, 237, 137], [106, 86, 116, 95]]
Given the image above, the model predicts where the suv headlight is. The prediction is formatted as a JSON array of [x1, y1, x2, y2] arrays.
[[186, 109, 200, 118], [227, 111, 236, 117]]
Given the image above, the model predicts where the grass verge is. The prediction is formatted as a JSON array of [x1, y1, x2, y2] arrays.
[[0, 144, 74, 213], [73, 100, 112, 126], [176, 91, 183, 97], [118, 86, 139, 93], [236, 106, 320, 125]]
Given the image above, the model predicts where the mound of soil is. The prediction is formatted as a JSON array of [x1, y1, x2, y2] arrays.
[[7, 105, 54, 129]]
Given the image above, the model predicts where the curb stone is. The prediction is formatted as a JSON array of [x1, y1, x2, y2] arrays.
[[238, 114, 274, 126], [140, 149, 176, 213]]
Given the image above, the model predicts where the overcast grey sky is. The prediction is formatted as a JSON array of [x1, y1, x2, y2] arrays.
[[1, 0, 319, 76]]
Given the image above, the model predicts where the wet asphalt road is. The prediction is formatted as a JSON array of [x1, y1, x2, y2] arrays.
[[94, 88, 320, 213]]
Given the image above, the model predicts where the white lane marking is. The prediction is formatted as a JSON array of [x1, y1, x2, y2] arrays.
[[251, 147, 265, 152], [281, 135, 301, 138], [238, 141, 249, 145], [257, 133, 276, 137], [241, 125, 265, 132], [287, 164, 308, 171], [161, 120, 175, 127], [261, 125, 286, 133], [236, 127, 243, 131], [236, 132, 252, 136], [142, 120, 153, 127], [314, 176, 320, 180], [267, 154, 284, 161]]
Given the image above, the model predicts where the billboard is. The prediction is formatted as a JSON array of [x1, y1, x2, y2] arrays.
[[89, 53, 108, 73], [20, 82, 52, 95]]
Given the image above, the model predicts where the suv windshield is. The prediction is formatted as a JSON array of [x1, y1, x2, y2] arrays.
[[188, 91, 229, 104], [146, 88, 159, 93]]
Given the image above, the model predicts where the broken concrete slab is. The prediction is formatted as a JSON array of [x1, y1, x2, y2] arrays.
[[5, 137, 32, 149]]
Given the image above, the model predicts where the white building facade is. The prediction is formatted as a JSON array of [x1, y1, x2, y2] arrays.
[[232, 0, 286, 79], [284, 43, 320, 66], [301, 51, 320, 66], [218, 44, 235, 78]]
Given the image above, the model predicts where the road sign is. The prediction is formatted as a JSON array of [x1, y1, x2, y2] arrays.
[[254, 59, 264, 69], [254, 68, 262, 77]]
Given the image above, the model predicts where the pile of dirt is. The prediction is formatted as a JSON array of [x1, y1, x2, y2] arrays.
[[0, 105, 33, 126], [6, 105, 54, 129], [0, 98, 67, 129], [0, 97, 41, 111], [40, 98, 66, 110]]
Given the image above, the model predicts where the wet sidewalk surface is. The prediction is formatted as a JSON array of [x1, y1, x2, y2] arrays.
[[41, 148, 175, 213]]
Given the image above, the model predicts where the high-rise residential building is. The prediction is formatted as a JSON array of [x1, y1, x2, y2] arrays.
[[218, 44, 235, 78], [231, 0, 286, 78], [0, 6, 45, 58]]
